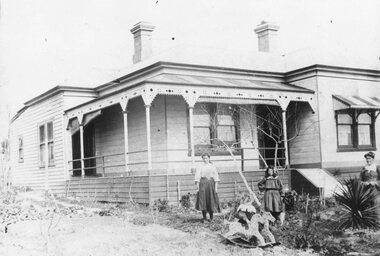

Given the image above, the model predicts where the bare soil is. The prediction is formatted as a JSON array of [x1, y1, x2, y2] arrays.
[[1, 216, 318, 256], [0, 191, 318, 256]]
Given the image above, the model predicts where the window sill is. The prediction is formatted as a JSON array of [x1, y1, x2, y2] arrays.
[[39, 164, 56, 169], [337, 147, 377, 152], [189, 150, 242, 157]]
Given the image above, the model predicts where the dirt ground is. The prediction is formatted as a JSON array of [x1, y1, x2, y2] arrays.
[[0, 191, 318, 256], [1, 216, 317, 256]]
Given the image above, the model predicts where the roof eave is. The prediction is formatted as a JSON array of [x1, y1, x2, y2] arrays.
[[24, 86, 97, 107]]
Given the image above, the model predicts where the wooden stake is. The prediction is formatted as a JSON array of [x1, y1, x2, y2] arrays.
[[177, 180, 181, 206], [234, 181, 237, 198], [166, 172, 169, 201]]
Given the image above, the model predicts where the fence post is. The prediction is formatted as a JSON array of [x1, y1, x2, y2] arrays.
[[234, 181, 237, 198], [102, 156, 106, 177], [79, 183, 82, 200], [177, 180, 181, 206], [66, 180, 70, 198], [148, 172, 152, 205], [166, 171, 169, 201]]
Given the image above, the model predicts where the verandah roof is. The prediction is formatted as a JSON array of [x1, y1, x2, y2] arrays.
[[146, 73, 313, 93], [65, 74, 316, 122], [333, 95, 380, 110]]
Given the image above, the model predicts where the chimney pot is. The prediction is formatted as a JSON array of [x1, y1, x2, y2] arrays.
[[254, 21, 279, 53], [130, 21, 155, 63]]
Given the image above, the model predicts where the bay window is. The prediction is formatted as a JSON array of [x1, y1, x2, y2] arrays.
[[336, 110, 375, 151]]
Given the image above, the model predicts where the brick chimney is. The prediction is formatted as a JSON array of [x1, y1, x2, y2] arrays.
[[130, 21, 155, 64], [254, 21, 279, 53]]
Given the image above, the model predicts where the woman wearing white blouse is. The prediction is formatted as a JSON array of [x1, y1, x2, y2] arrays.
[[195, 153, 221, 222]]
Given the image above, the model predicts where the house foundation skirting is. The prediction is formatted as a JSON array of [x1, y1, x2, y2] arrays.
[[64, 170, 291, 204]]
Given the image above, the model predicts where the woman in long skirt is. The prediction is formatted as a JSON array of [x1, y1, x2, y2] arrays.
[[360, 151, 380, 222], [195, 153, 220, 222]]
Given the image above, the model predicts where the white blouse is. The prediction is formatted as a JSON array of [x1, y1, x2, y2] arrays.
[[194, 163, 220, 182], [364, 164, 377, 172]]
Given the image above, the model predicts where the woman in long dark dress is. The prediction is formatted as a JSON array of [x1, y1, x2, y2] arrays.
[[360, 151, 380, 222], [194, 153, 220, 222], [258, 166, 284, 222]]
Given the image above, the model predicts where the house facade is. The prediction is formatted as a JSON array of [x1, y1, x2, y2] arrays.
[[9, 21, 380, 203]]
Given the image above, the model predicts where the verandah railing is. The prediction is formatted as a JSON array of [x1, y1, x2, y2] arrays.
[[67, 147, 286, 178]]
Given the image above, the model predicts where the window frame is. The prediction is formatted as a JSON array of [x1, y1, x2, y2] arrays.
[[335, 109, 376, 152], [190, 103, 240, 156], [38, 120, 55, 168]]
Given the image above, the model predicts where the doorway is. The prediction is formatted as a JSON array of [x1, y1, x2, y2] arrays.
[[72, 123, 96, 176]]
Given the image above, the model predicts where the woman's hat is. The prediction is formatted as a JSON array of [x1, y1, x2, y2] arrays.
[[364, 151, 375, 159]]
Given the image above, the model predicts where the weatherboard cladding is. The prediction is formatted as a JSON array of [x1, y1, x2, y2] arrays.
[[10, 93, 66, 190]]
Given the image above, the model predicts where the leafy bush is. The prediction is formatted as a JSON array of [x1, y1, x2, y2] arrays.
[[283, 190, 298, 212], [331, 169, 342, 177], [152, 199, 170, 212], [333, 177, 380, 230], [180, 193, 196, 209]]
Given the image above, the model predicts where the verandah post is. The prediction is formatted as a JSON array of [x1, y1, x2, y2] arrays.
[[145, 104, 153, 204], [188, 106, 195, 172], [76, 114, 86, 179], [277, 99, 290, 169], [120, 100, 130, 174], [145, 104, 152, 172], [282, 110, 289, 168], [63, 116, 73, 182], [79, 123, 85, 178], [123, 110, 129, 173]]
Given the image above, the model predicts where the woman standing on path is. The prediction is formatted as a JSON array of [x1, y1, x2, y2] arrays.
[[194, 153, 221, 222], [360, 151, 380, 222], [258, 166, 284, 225]]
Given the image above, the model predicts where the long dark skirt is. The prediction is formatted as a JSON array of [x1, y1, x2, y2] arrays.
[[195, 178, 220, 213], [263, 190, 283, 213]]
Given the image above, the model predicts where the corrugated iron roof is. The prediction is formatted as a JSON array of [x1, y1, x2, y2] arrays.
[[147, 73, 313, 93], [333, 95, 380, 110]]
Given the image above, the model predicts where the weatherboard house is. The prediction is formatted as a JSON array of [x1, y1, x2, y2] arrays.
[[9, 21, 380, 203]]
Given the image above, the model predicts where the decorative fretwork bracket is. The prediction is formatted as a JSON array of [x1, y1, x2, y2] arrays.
[[182, 92, 200, 108], [141, 87, 158, 106], [119, 97, 129, 112]]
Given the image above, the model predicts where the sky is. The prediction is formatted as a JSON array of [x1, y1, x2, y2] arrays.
[[0, 0, 380, 138]]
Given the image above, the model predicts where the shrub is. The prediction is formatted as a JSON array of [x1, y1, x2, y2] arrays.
[[283, 190, 298, 212], [333, 177, 380, 230], [331, 169, 342, 177], [152, 199, 170, 212], [180, 193, 196, 209]]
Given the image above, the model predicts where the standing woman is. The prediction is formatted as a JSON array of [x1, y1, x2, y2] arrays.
[[360, 152, 380, 221], [258, 165, 284, 224], [195, 153, 221, 222]]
